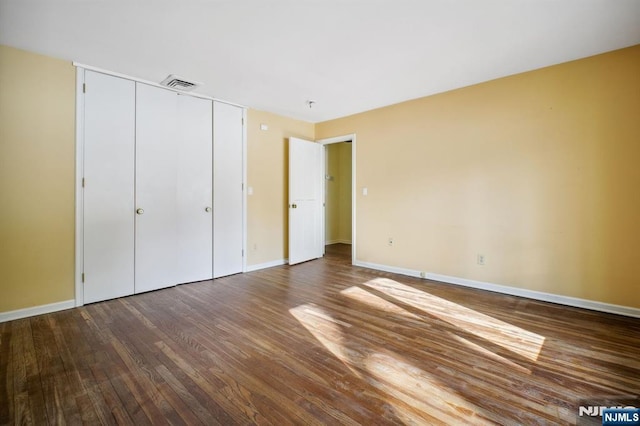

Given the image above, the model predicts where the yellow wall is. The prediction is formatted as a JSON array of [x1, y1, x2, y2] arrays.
[[246, 109, 314, 266], [2, 43, 638, 314], [316, 45, 640, 308], [0, 45, 76, 312], [325, 142, 352, 244]]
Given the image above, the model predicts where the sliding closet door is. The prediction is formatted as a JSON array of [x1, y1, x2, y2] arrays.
[[213, 101, 244, 278], [176, 95, 213, 283], [135, 83, 179, 293], [83, 71, 135, 304]]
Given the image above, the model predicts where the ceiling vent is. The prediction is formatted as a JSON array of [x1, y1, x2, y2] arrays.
[[160, 74, 202, 92]]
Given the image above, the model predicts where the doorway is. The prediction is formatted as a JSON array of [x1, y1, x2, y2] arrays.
[[288, 134, 356, 266], [323, 140, 353, 261]]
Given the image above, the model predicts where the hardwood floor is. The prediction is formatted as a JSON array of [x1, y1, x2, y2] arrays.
[[1, 244, 639, 425]]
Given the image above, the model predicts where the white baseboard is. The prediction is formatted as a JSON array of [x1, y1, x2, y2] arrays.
[[326, 239, 352, 245], [354, 260, 423, 278], [354, 261, 640, 318], [0, 299, 76, 323], [246, 258, 289, 272], [426, 272, 640, 318]]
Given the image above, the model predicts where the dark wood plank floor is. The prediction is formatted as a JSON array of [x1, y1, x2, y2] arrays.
[[2, 244, 639, 425]]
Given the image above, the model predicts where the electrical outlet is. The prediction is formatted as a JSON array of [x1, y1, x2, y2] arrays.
[[420, 271, 426, 278], [388, 237, 393, 247], [477, 254, 486, 265]]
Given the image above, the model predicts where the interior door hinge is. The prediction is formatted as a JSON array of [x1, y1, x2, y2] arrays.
[[83, 83, 86, 93], [241, 117, 244, 125], [81, 273, 85, 283], [82, 178, 85, 188]]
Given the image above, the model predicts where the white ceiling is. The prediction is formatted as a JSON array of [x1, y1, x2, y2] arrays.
[[1, 1, 639, 123]]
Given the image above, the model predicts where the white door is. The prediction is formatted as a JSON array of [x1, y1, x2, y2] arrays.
[[135, 83, 179, 293], [176, 94, 213, 283], [213, 101, 244, 278], [288, 137, 323, 265], [83, 71, 135, 303]]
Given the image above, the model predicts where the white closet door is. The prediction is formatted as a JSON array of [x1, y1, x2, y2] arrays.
[[83, 71, 135, 303], [213, 101, 244, 278], [135, 83, 179, 293], [176, 95, 213, 283]]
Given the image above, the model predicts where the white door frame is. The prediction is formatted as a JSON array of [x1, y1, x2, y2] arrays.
[[317, 134, 356, 264], [74, 67, 85, 306]]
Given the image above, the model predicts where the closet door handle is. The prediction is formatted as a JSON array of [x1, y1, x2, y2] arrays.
[[136, 208, 144, 215], [205, 207, 212, 212]]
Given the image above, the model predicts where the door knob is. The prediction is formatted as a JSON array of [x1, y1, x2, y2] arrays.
[[205, 207, 212, 212], [136, 208, 144, 215]]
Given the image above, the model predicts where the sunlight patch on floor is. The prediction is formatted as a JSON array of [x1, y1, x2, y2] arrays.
[[448, 334, 533, 374], [289, 303, 361, 377], [340, 286, 422, 320], [289, 301, 489, 424], [363, 351, 489, 425], [363, 278, 545, 362]]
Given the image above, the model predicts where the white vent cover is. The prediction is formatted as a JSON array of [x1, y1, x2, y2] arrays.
[[159, 74, 202, 91]]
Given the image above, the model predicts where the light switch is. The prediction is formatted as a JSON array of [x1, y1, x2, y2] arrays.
[[247, 186, 253, 195], [362, 187, 368, 196], [260, 124, 268, 131]]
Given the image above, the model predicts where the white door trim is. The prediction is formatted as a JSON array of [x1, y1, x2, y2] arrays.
[[73, 62, 248, 110], [242, 108, 248, 273], [317, 134, 357, 264], [74, 67, 85, 306]]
